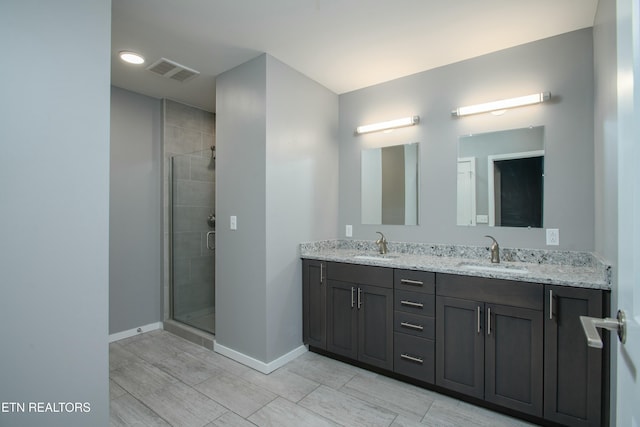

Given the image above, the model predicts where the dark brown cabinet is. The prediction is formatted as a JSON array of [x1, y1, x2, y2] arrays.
[[485, 302, 543, 416], [326, 280, 357, 358], [325, 262, 394, 370], [436, 274, 544, 417], [544, 285, 605, 427], [436, 295, 485, 398], [393, 270, 436, 383], [302, 259, 609, 426], [302, 259, 327, 349]]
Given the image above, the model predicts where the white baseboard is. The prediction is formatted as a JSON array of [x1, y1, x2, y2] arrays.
[[214, 342, 308, 374], [109, 322, 163, 343]]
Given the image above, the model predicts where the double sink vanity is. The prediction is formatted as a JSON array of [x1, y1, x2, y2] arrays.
[[301, 239, 611, 427]]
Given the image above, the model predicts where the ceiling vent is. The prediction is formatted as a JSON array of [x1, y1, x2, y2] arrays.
[[146, 58, 200, 83]]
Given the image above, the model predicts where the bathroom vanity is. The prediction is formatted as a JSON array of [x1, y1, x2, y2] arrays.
[[301, 241, 611, 427]]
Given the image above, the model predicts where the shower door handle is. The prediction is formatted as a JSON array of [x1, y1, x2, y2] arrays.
[[206, 231, 215, 250]]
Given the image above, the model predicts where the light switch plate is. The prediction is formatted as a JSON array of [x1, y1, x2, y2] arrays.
[[476, 215, 489, 224], [345, 225, 353, 237], [546, 228, 559, 245], [230, 215, 237, 230]]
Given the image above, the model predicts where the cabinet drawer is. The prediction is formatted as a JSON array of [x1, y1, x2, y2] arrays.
[[394, 270, 435, 294], [437, 273, 543, 310], [328, 262, 393, 288], [394, 290, 435, 316], [394, 311, 434, 339], [394, 332, 434, 383]]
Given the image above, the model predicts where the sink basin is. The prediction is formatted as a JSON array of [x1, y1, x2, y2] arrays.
[[458, 263, 529, 274], [353, 255, 397, 262]]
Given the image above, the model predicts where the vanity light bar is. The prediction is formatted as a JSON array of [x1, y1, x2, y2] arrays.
[[355, 116, 420, 135], [452, 92, 551, 117]]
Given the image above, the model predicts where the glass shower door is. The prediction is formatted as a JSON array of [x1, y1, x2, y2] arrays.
[[170, 148, 216, 334]]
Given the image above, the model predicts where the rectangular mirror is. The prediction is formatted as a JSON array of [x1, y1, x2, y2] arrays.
[[457, 126, 544, 228], [362, 142, 419, 225]]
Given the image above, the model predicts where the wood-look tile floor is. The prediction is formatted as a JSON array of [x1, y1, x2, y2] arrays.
[[109, 330, 538, 427]]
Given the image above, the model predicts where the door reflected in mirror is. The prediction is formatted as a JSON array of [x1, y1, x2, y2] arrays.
[[362, 142, 419, 225], [457, 126, 544, 228]]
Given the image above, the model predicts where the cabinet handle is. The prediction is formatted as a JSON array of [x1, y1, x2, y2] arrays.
[[400, 278, 423, 287], [400, 322, 424, 331], [400, 300, 423, 309], [549, 289, 553, 320], [477, 306, 481, 334], [357, 287, 362, 309], [400, 353, 424, 364], [487, 307, 491, 335], [320, 263, 324, 284], [351, 287, 355, 308]]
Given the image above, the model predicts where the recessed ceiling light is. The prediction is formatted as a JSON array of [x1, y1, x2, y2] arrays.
[[119, 51, 145, 65]]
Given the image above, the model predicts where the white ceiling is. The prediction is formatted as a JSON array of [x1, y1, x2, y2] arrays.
[[111, 0, 598, 113]]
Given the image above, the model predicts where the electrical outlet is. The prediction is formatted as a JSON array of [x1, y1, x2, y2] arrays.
[[546, 228, 559, 246], [345, 225, 353, 237], [230, 215, 237, 230]]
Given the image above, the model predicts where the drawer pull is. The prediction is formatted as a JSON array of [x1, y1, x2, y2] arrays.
[[400, 322, 424, 331], [400, 300, 424, 309], [400, 353, 424, 364], [400, 278, 424, 286]]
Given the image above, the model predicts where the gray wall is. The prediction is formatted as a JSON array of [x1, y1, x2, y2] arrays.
[[0, 0, 110, 426], [216, 54, 339, 363], [216, 55, 269, 361], [264, 55, 339, 361], [110, 87, 162, 334], [339, 29, 595, 251]]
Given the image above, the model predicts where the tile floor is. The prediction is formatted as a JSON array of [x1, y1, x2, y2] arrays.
[[110, 330, 538, 427]]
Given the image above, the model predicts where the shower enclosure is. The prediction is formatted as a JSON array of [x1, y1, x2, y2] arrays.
[[169, 147, 216, 334]]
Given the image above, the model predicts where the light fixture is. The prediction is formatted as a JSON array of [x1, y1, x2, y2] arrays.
[[119, 50, 145, 65], [355, 116, 420, 135], [451, 92, 551, 117]]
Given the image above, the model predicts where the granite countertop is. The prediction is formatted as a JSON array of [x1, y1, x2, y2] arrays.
[[300, 240, 611, 290]]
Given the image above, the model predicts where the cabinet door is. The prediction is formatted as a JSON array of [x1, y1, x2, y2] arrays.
[[302, 260, 326, 348], [485, 304, 543, 417], [436, 296, 484, 399], [544, 286, 603, 427], [358, 284, 393, 370], [326, 280, 358, 360]]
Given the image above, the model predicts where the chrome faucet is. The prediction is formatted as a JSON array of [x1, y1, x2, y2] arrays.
[[485, 235, 500, 263], [375, 231, 388, 255]]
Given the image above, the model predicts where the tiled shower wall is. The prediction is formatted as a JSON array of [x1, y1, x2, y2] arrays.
[[162, 99, 215, 322]]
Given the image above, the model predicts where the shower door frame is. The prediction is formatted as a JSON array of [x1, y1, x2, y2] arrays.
[[167, 151, 216, 334]]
